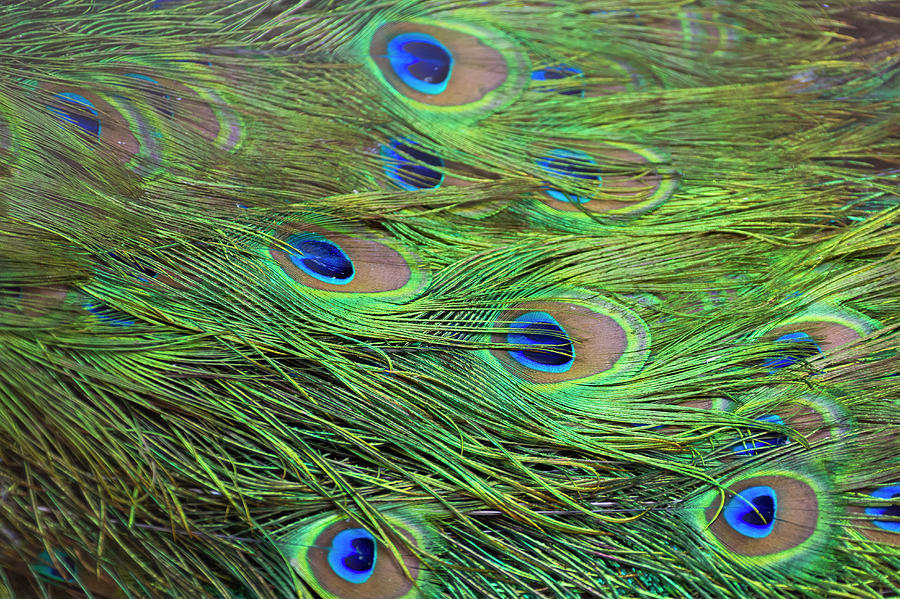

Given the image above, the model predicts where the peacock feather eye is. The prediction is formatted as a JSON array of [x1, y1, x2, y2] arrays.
[[866, 485, 900, 533], [279, 514, 427, 599], [732, 415, 789, 456], [39, 82, 163, 172], [847, 483, 900, 547], [692, 471, 832, 567], [364, 20, 529, 119], [506, 311, 575, 373], [728, 391, 851, 462], [269, 226, 429, 300], [762, 331, 823, 370], [285, 233, 355, 285], [723, 485, 778, 538], [32, 550, 77, 583], [537, 149, 602, 204], [762, 302, 880, 355], [380, 140, 444, 190], [47, 92, 101, 141], [530, 143, 679, 221], [488, 293, 649, 385], [116, 68, 243, 151], [531, 64, 585, 97], [386, 33, 454, 95]]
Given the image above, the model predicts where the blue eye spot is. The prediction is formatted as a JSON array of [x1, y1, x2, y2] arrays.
[[381, 140, 444, 190], [83, 301, 135, 327], [762, 331, 823, 371], [866, 484, 900, 532], [531, 64, 585, 96], [507, 311, 575, 373], [733, 414, 789, 456], [47, 93, 100, 141], [286, 234, 355, 285], [386, 33, 454, 95], [32, 551, 77, 583], [537, 149, 602, 203], [724, 485, 777, 538], [328, 528, 377, 584]]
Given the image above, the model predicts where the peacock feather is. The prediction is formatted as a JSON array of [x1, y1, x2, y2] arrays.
[[1, 0, 899, 598]]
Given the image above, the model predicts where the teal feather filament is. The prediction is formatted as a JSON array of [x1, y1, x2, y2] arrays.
[[31, 551, 77, 583]]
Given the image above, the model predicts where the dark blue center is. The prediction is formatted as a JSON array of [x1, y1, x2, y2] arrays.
[[866, 485, 900, 532], [537, 149, 603, 204], [381, 140, 444, 191], [343, 537, 376, 572], [123, 73, 175, 118], [741, 495, 775, 527], [386, 33, 454, 95], [83, 301, 135, 327], [507, 311, 575, 373], [542, 155, 602, 180], [47, 93, 100, 141], [880, 497, 900, 529], [327, 528, 377, 584], [401, 42, 451, 84], [763, 331, 823, 370], [300, 241, 353, 280], [723, 485, 777, 538], [286, 234, 355, 285], [516, 321, 574, 366], [532, 65, 585, 96]]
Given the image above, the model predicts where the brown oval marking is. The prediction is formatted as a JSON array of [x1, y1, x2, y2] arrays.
[[41, 83, 139, 165], [490, 300, 629, 384], [539, 146, 666, 214], [270, 226, 412, 294], [705, 475, 819, 557], [306, 520, 420, 599], [370, 22, 509, 107]]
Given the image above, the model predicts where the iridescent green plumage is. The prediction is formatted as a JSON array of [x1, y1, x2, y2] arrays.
[[0, 1, 898, 598]]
